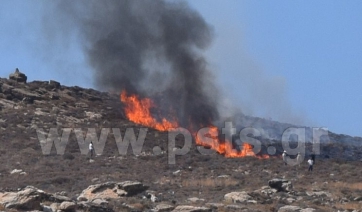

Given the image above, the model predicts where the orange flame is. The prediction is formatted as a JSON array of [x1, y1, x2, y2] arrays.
[[120, 90, 269, 159], [194, 126, 269, 158], [120, 90, 178, 131]]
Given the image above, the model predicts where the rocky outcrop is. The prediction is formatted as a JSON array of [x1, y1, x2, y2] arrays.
[[0, 182, 148, 211], [77, 181, 148, 202], [58, 201, 77, 211], [0, 186, 49, 210], [9, 68, 27, 83], [224, 191, 254, 204], [268, 178, 293, 192]]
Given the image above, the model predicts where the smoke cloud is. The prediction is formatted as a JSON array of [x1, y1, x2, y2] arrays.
[[50, 0, 219, 127], [203, 23, 309, 126]]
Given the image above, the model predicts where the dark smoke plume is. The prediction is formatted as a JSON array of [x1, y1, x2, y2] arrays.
[[53, 0, 219, 127]]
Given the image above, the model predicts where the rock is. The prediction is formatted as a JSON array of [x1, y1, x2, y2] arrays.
[[145, 190, 158, 202], [225, 204, 247, 211], [77, 181, 147, 202], [224, 191, 253, 203], [247, 200, 257, 204], [49, 202, 60, 211], [9, 68, 27, 83], [260, 187, 278, 195], [10, 169, 23, 174], [154, 203, 175, 212], [119, 181, 148, 196], [49, 194, 72, 202], [77, 200, 113, 212], [48, 80, 61, 89], [278, 205, 302, 212], [268, 178, 293, 192], [91, 178, 99, 183], [205, 203, 224, 209], [22, 97, 34, 104], [353, 196, 362, 201], [187, 197, 205, 203], [286, 197, 295, 203], [58, 201, 76, 211], [77, 182, 119, 201], [147, 193, 158, 203], [91, 198, 108, 206], [0, 186, 49, 210], [75, 102, 89, 108], [171, 205, 211, 212], [12, 88, 41, 101], [300, 208, 316, 212], [85, 111, 102, 119], [49, 93, 60, 100], [306, 191, 332, 198], [42, 205, 54, 212], [173, 170, 181, 175]]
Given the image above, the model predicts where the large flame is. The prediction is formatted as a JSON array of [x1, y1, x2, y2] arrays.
[[120, 90, 178, 131], [194, 126, 269, 158], [120, 90, 269, 158]]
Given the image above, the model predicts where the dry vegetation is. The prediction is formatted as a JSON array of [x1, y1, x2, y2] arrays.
[[1, 78, 362, 211], [1, 124, 361, 211]]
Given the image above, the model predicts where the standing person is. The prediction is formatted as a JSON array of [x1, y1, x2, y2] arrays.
[[308, 158, 314, 171], [282, 150, 287, 165], [89, 141, 94, 158], [310, 152, 316, 164], [296, 152, 302, 167]]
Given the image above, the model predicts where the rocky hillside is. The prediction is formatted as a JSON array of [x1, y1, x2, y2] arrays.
[[0, 70, 362, 212]]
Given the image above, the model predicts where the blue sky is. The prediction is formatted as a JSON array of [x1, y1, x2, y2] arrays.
[[1, 1, 362, 137]]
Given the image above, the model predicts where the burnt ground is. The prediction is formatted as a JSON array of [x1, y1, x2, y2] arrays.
[[1, 77, 362, 211]]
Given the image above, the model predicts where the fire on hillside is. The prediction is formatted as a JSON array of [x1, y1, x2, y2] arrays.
[[120, 90, 269, 159]]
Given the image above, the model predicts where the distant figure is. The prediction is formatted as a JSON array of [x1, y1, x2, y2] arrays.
[[308, 158, 314, 171], [89, 141, 94, 158], [282, 150, 287, 165], [310, 152, 316, 164], [296, 152, 302, 166]]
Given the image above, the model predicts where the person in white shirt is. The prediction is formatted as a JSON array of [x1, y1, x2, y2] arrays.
[[282, 150, 287, 165], [89, 141, 94, 158], [296, 152, 302, 167], [307, 158, 314, 171]]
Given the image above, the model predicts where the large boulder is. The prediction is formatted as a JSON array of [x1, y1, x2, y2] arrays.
[[0, 186, 50, 210], [77, 181, 148, 202], [58, 201, 77, 211], [268, 178, 293, 192], [9, 68, 27, 83], [224, 191, 254, 204]]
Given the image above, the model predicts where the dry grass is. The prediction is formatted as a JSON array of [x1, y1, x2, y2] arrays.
[[181, 178, 239, 188], [327, 181, 362, 203], [335, 202, 362, 210], [329, 182, 362, 191]]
